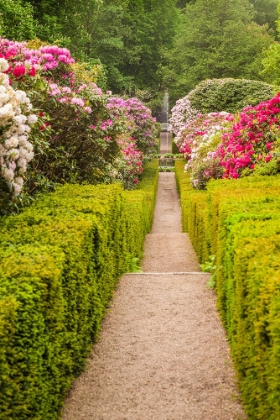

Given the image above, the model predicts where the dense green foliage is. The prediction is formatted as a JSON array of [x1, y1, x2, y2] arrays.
[[0, 0, 277, 105], [175, 160, 280, 419], [187, 78, 276, 113], [177, 0, 279, 31], [262, 6, 280, 86], [19, 0, 180, 95], [0, 160, 158, 420], [248, 0, 279, 30], [0, 0, 37, 40], [164, 0, 275, 103], [97, 0, 180, 93]]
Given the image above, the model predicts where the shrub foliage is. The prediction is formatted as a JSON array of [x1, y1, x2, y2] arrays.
[[187, 78, 275, 114], [175, 160, 280, 419], [0, 160, 158, 420]]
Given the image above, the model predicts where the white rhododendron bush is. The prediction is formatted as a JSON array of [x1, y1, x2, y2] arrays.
[[168, 96, 199, 138], [0, 58, 37, 195]]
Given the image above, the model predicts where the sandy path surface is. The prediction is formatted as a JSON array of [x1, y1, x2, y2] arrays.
[[142, 172, 200, 273], [62, 173, 246, 420]]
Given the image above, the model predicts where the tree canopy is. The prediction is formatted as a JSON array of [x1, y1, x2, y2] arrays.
[[248, 0, 279, 31], [1, 0, 279, 106], [163, 0, 275, 103], [0, 0, 37, 40]]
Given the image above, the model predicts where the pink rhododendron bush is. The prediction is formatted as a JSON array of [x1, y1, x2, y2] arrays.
[[108, 134, 144, 190], [172, 95, 280, 189], [0, 38, 157, 211], [215, 95, 280, 179], [107, 97, 157, 154], [105, 96, 158, 188]]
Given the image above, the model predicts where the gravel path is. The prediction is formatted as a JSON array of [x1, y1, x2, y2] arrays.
[[62, 173, 246, 420]]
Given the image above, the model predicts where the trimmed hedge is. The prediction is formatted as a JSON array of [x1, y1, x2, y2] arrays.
[[175, 162, 280, 419], [172, 139, 180, 155], [0, 160, 158, 420], [175, 160, 210, 263]]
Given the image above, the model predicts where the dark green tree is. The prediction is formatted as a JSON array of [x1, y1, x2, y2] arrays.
[[121, 0, 180, 91], [78, 0, 129, 92], [177, 0, 279, 30], [86, 0, 180, 94], [249, 0, 279, 31], [164, 0, 275, 103], [176, 0, 191, 8], [23, 0, 99, 50], [0, 0, 37, 40], [261, 3, 280, 85]]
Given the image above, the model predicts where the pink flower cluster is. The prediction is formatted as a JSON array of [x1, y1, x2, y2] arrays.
[[215, 94, 280, 178], [47, 82, 96, 114], [0, 38, 75, 78], [107, 97, 157, 153], [111, 135, 144, 188], [122, 141, 143, 174]]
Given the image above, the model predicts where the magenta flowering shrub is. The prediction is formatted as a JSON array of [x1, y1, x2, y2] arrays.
[[215, 94, 280, 179], [0, 38, 123, 193], [0, 38, 74, 81], [107, 97, 158, 154], [177, 95, 280, 190]]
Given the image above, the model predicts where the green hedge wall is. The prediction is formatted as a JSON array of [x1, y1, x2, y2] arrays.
[[172, 139, 180, 155], [0, 160, 158, 420], [175, 161, 280, 419], [175, 160, 210, 263]]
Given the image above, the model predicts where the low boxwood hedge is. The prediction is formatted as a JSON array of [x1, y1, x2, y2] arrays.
[[0, 160, 158, 420], [175, 162, 280, 419]]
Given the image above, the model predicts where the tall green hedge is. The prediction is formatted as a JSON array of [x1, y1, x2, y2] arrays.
[[0, 160, 158, 420], [175, 161, 280, 419], [175, 160, 210, 262]]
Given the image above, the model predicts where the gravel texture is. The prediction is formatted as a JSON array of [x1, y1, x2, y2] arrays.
[[61, 173, 246, 420]]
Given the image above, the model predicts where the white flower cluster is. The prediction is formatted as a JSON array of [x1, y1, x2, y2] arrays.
[[0, 60, 37, 195], [168, 96, 199, 138], [186, 124, 224, 169]]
